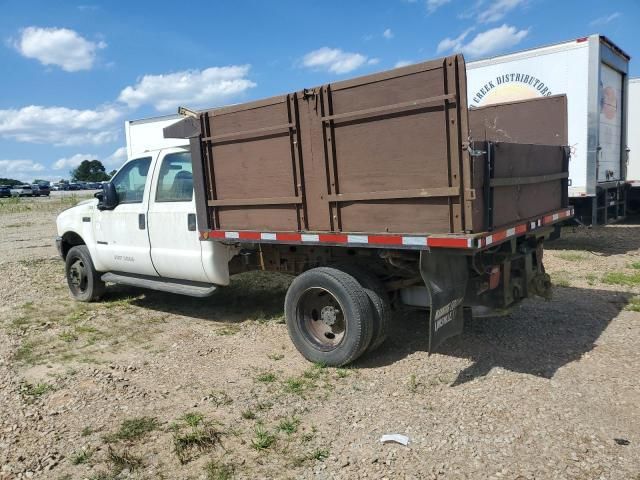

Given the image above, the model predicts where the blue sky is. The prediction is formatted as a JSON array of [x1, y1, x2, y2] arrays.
[[0, 0, 638, 181]]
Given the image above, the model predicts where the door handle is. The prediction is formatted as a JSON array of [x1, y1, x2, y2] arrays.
[[138, 213, 145, 230], [187, 213, 196, 231]]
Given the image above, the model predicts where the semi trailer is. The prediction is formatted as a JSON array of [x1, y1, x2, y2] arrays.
[[467, 34, 630, 225], [56, 54, 572, 366], [627, 78, 640, 211]]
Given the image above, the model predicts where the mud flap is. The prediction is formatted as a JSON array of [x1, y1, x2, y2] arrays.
[[419, 251, 469, 354]]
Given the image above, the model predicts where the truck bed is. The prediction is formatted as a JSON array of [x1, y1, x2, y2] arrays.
[[165, 54, 571, 249]]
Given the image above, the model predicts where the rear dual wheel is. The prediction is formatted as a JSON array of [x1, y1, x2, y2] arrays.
[[285, 266, 389, 366]]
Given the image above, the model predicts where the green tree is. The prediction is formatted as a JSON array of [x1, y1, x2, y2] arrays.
[[70, 160, 111, 182], [0, 177, 22, 186], [108, 169, 117, 178]]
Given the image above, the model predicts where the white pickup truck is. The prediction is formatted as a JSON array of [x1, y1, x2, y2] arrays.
[[56, 57, 571, 366], [56, 116, 236, 300]]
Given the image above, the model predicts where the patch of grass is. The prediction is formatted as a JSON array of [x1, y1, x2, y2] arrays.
[[283, 377, 306, 395], [241, 409, 256, 420], [251, 424, 276, 451], [81, 426, 94, 437], [181, 412, 204, 427], [310, 448, 330, 461], [208, 390, 233, 407], [103, 416, 159, 443], [626, 296, 640, 312], [267, 353, 284, 361], [215, 325, 241, 336], [552, 271, 571, 288], [585, 273, 598, 286], [70, 448, 93, 465], [107, 446, 143, 473], [59, 330, 79, 343], [23, 382, 54, 397], [302, 363, 327, 380], [204, 460, 235, 480], [630, 262, 640, 270], [602, 271, 640, 287], [256, 371, 277, 383], [256, 401, 272, 411], [14, 340, 38, 364], [408, 374, 419, 393], [277, 417, 300, 435], [557, 251, 588, 262], [173, 423, 223, 464], [335, 368, 349, 379]]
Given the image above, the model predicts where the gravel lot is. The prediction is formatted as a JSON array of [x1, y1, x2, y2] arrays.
[[1, 195, 639, 480]]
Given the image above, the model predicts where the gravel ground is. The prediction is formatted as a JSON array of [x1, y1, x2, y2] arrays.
[[0, 195, 639, 480]]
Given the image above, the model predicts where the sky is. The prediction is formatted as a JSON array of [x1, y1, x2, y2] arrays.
[[0, 0, 638, 182]]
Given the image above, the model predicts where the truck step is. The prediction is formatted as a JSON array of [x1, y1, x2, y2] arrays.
[[101, 272, 217, 298]]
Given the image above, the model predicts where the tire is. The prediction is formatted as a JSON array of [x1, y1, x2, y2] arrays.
[[285, 267, 373, 366], [333, 263, 390, 352], [65, 245, 105, 302]]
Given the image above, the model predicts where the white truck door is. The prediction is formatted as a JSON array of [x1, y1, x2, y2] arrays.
[[598, 63, 624, 182], [147, 149, 209, 282], [94, 155, 158, 276]]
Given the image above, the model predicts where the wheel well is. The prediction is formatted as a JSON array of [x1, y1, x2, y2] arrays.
[[61, 232, 85, 259]]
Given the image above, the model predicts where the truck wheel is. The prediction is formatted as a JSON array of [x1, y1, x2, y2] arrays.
[[285, 267, 373, 366], [333, 264, 390, 352], [65, 245, 105, 302]]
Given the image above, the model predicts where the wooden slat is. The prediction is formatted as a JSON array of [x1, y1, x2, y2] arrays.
[[490, 172, 569, 187], [202, 123, 294, 143], [208, 196, 303, 207], [326, 187, 459, 203], [320, 93, 456, 123]]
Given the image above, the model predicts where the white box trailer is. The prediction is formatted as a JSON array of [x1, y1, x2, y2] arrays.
[[467, 34, 630, 225], [124, 114, 186, 160], [627, 78, 640, 211]]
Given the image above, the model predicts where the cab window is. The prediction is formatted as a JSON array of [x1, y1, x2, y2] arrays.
[[155, 152, 193, 202], [111, 157, 151, 204]]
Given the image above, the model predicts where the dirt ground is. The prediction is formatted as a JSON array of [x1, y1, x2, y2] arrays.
[[1, 195, 639, 480]]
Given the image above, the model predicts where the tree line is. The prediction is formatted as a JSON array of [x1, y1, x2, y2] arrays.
[[1, 159, 117, 186]]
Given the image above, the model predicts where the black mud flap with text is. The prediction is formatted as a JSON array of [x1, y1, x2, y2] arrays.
[[419, 251, 469, 354]]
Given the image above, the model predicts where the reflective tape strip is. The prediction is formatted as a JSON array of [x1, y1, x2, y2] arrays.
[[198, 208, 574, 250]]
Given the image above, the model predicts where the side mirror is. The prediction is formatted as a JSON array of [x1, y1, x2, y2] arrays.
[[97, 183, 118, 210]]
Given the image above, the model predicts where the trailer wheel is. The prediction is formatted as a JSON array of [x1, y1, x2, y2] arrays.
[[65, 245, 105, 302], [285, 267, 373, 366], [333, 264, 390, 352]]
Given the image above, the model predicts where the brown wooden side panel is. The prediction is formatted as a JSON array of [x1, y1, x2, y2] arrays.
[[201, 95, 304, 231], [317, 56, 467, 234], [490, 143, 567, 229], [469, 94, 568, 146]]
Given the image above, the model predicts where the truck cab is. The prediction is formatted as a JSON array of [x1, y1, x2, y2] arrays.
[[56, 145, 238, 300]]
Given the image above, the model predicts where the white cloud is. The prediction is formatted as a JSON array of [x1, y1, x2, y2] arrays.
[[383, 28, 394, 39], [590, 12, 620, 26], [477, 0, 526, 23], [53, 153, 96, 170], [437, 28, 474, 54], [104, 146, 127, 167], [14, 26, 106, 72], [394, 60, 413, 68], [0, 160, 46, 182], [427, 0, 452, 13], [118, 66, 256, 112], [301, 47, 376, 74], [0, 105, 122, 146], [437, 24, 528, 58]]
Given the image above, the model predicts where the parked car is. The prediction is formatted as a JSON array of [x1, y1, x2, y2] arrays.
[[0, 185, 11, 197], [33, 183, 51, 197], [10, 184, 33, 197], [67, 183, 81, 191]]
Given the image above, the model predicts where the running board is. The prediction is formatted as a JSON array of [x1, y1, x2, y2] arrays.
[[101, 272, 217, 298]]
